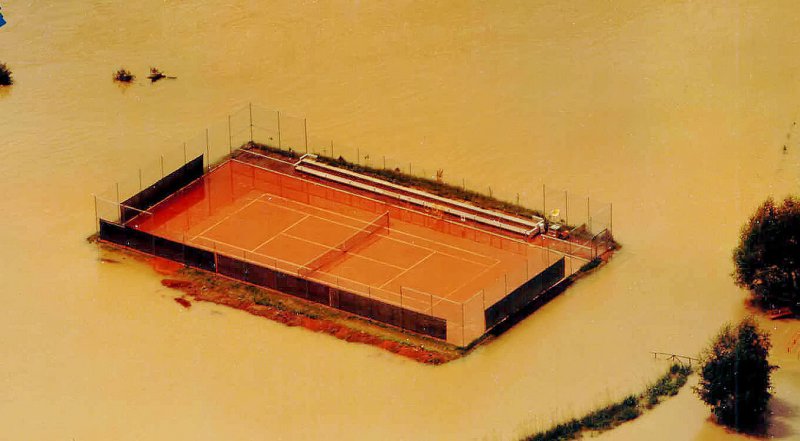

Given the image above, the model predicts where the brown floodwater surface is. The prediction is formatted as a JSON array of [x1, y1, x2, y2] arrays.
[[1, 1, 799, 439]]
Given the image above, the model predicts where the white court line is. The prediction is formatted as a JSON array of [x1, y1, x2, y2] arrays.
[[250, 212, 311, 253], [232, 156, 533, 250], [190, 197, 261, 241], [194, 234, 410, 301], [230, 159, 514, 261], [250, 191, 498, 268], [378, 251, 436, 289], [443, 260, 502, 300], [281, 232, 407, 271]]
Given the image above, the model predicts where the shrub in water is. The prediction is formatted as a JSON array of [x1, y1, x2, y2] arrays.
[[694, 317, 775, 430], [733, 197, 800, 311], [113, 67, 135, 83], [0, 62, 13, 86]]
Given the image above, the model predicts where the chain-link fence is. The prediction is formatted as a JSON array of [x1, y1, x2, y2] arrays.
[[94, 102, 610, 346]]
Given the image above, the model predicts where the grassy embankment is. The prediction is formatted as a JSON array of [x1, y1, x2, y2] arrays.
[[245, 143, 545, 217], [522, 364, 693, 441]]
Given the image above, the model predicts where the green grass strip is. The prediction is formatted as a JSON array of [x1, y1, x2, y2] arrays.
[[522, 364, 692, 441]]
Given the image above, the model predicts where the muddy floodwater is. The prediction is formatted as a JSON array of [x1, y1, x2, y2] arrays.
[[1, 1, 799, 440]]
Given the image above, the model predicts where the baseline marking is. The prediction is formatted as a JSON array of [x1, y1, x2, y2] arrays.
[[378, 251, 436, 289], [252, 195, 497, 267], [251, 213, 311, 252], [190, 196, 261, 241]]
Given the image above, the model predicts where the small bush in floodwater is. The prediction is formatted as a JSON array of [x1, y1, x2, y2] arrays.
[[0, 63, 13, 86], [694, 317, 775, 431], [113, 67, 135, 83]]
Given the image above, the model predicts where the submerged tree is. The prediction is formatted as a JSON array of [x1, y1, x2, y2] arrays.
[[0, 62, 13, 86], [694, 317, 775, 430], [733, 196, 800, 311], [113, 67, 135, 83]]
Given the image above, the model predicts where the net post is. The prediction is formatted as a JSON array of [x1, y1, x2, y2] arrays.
[[249, 102, 254, 143], [228, 114, 233, 155], [429, 292, 433, 314], [330, 140, 334, 157], [565, 190, 569, 226], [160, 155, 164, 178], [183, 142, 187, 164], [138, 168, 142, 190], [383, 156, 386, 169], [303, 117, 308, 153]]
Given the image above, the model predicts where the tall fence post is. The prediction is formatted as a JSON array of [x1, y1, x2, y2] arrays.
[[303, 118, 308, 153], [587, 197, 591, 233], [277, 111, 281, 148], [248, 102, 254, 143], [205, 128, 210, 171], [542, 184, 547, 218], [228, 114, 233, 155], [93, 194, 99, 232], [461, 303, 466, 346]]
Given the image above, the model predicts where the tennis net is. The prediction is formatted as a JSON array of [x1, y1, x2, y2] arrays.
[[299, 211, 390, 277]]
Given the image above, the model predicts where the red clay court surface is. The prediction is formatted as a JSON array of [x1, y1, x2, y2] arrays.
[[130, 159, 552, 330]]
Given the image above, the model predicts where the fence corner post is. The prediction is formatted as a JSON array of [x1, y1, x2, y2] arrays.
[[249, 102, 254, 143]]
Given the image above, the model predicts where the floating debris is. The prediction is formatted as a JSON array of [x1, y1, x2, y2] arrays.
[[113, 68, 135, 83], [174, 297, 191, 309], [147, 67, 176, 82]]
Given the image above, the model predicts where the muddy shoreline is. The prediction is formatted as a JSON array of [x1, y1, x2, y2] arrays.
[[93, 237, 464, 364]]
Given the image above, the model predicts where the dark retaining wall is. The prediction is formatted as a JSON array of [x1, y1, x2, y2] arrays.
[[99, 219, 447, 341], [484, 257, 566, 330], [121, 155, 204, 223]]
